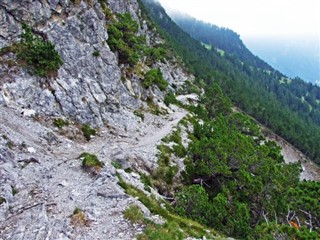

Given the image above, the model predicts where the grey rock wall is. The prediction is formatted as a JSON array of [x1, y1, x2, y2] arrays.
[[0, 0, 191, 129], [0, 0, 139, 127]]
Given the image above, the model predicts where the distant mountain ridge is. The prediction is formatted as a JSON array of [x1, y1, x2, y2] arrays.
[[169, 10, 320, 85], [167, 10, 274, 71], [244, 37, 320, 84]]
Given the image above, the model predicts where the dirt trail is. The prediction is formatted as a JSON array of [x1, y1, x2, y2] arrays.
[[0, 105, 188, 239]]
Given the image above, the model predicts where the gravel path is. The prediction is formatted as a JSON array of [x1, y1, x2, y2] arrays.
[[0, 105, 187, 240]]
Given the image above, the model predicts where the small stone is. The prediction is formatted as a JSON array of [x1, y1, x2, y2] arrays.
[[58, 180, 68, 187], [27, 147, 36, 153]]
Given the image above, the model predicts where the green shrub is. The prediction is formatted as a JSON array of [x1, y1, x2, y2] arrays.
[[111, 160, 122, 169], [134, 110, 145, 121], [80, 152, 104, 169], [53, 118, 69, 128], [107, 13, 146, 66], [117, 175, 219, 239], [92, 50, 100, 57], [143, 68, 168, 91], [81, 124, 96, 141], [124, 205, 145, 224], [140, 172, 153, 190], [11, 185, 18, 196], [0, 197, 6, 205], [73, 207, 83, 215], [71, 207, 90, 227], [145, 46, 167, 65], [164, 92, 178, 106], [173, 144, 187, 158], [17, 23, 63, 77], [98, 0, 114, 21], [169, 130, 182, 145]]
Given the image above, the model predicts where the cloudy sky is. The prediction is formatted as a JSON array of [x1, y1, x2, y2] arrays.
[[158, 0, 319, 39]]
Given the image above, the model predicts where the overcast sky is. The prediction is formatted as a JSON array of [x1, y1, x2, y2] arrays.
[[158, 0, 320, 39]]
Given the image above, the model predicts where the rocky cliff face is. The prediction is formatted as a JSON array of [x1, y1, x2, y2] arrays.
[[0, 0, 190, 129], [0, 0, 197, 239]]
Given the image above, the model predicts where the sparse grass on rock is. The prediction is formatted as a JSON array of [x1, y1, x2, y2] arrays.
[[53, 118, 69, 128], [124, 204, 145, 224], [71, 207, 91, 227], [80, 152, 104, 175], [81, 124, 96, 141]]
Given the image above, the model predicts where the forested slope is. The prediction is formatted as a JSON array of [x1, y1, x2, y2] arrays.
[[140, 0, 320, 164]]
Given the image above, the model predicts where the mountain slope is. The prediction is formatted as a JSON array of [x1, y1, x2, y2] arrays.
[[0, 0, 319, 239], [140, 0, 320, 164]]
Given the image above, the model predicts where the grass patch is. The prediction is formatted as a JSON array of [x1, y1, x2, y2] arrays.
[[53, 118, 69, 128], [168, 130, 182, 145], [140, 172, 153, 189], [6, 141, 14, 149], [164, 92, 179, 107], [11, 185, 18, 196], [92, 50, 100, 57], [71, 207, 91, 227], [80, 152, 104, 168], [111, 160, 122, 169], [147, 99, 163, 116], [124, 204, 145, 224], [81, 124, 96, 141], [0, 197, 6, 205], [117, 175, 220, 239], [172, 144, 187, 158], [80, 152, 104, 175], [134, 110, 145, 121]]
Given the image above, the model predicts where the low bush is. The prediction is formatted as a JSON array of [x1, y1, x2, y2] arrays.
[[124, 205, 145, 224], [81, 124, 96, 141], [143, 68, 168, 91], [134, 110, 145, 121], [71, 207, 91, 227], [53, 118, 69, 128], [17, 23, 63, 77], [80, 152, 104, 168]]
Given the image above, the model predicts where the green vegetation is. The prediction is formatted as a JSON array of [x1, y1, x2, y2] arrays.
[[71, 207, 90, 227], [73, 207, 83, 215], [6, 140, 14, 149], [111, 160, 122, 169], [134, 110, 145, 121], [124, 205, 145, 224], [81, 124, 96, 141], [92, 50, 100, 57], [107, 13, 146, 66], [11, 185, 18, 196], [117, 174, 220, 239], [140, 172, 153, 191], [164, 92, 181, 107], [140, 0, 320, 164], [53, 118, 69, 128], [98, 0, 114, 21], [80, 152, 104, 172], [153, 144, 177, 188], [17, 23, 63, 77], [143, 68, 168, 91], [0, 197, 6, 205], [167, 93, 319, 238], [145, 45, 167, 65]]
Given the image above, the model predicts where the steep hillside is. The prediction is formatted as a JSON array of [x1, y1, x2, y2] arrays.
[[0, 0, 319, 239], [140, 0, 320, 164], [0, 0, 220, 239]]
